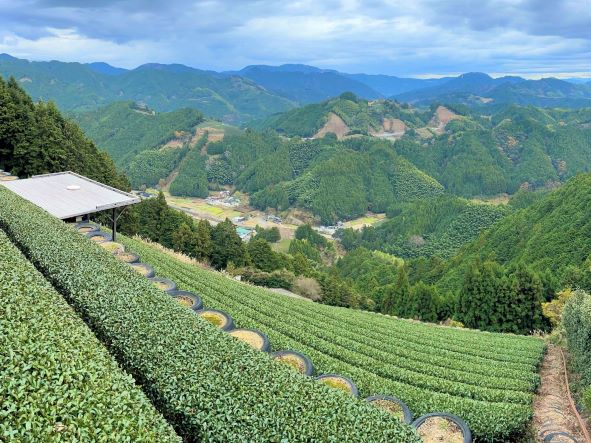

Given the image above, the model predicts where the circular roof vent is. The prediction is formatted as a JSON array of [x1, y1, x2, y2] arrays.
[[66, 185, 81, 191]]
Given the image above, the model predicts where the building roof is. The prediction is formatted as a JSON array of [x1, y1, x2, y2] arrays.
[[0, 171, 140, 219]]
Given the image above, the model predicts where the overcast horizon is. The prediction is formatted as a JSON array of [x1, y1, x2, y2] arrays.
[[0, 0, 590, 79]]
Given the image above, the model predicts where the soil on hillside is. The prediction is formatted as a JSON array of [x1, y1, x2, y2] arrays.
[[369, 118, 407, 140], [428, 105, 461, 134], [313, 112, 350, 139], [533, 345, 587, 442]]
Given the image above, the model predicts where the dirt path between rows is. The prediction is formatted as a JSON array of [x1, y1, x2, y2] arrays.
[[533, 345, 588, 442]]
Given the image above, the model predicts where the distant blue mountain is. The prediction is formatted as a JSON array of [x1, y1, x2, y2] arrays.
[[394, 72, 591, 107], [0, 53, 17, 61], [343, 73, 450, 97], [234, 64, 380, 103], [235, 64, 459, 104], [87, 62, 127, 76], [562, 77, 591, 85]]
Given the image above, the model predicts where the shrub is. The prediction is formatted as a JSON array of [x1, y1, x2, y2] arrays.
[[292, 276, 322, 301], [563, 289, 591, 386], [241, 267, 295, 290], [584, 386, 591, 411], [0, 230, 178, 442], [542, 288, 573, 327], [0, 186, 420, 442]]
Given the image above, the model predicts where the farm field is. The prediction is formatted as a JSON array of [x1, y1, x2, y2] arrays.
[[159, 188, 385, 241], [342, 213, 385, 230], [120, 235, 546, 442]]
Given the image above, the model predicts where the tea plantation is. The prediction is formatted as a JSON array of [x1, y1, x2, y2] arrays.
[[0, 186, 420, 442], [121, 235, 546, 442]]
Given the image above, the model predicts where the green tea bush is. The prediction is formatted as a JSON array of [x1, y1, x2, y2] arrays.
[[0, 230, 179, 442], [0, 186, 420, 443]]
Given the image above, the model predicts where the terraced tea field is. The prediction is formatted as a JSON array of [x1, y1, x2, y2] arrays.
[[121, 235, 546, 442]]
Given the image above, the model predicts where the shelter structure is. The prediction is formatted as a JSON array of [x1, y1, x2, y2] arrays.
[[0, 171, 139, 240]]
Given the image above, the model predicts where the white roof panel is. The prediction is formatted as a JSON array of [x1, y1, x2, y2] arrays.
[[1, 171, 140, 219]]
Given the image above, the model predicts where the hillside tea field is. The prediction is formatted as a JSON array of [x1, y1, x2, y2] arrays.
[[121, 235, 546, 442], [0, 187, 420, 442]]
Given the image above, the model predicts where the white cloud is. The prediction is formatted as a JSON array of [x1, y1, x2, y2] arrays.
[[0, 0, 589, 76]]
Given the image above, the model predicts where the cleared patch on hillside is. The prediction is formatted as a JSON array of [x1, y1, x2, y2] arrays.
[[162, 130, 190, 149], [370, 118, 407, 140], [193, 126, 225, 147], [313, 112, 350, 140], [428, 106, 461, 134]]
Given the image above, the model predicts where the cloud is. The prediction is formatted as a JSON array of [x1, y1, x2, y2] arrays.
[[0, 0, 589, 76]]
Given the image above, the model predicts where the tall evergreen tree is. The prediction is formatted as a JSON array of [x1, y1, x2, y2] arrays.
[[248, 237, 281, 272], [210, 219, 246, 269], [378, 284, 396, 315], [409, 282, 439, 322], [457, 260, 547, 333], [510, 264, 546, 334], [0, 75, 128, 189], [194, 219, 213, 262], [172, 222, 195, 256], [392, 267, 411, 317]]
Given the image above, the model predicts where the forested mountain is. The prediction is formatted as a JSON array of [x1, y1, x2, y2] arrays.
[[0, 54, 295, 123], [72, 102, 204, 166], [394, 72, 591, 108], [397, 105, 591, 196], [0, 75, 128, 189], [258, 96, 591, 197], [185, 130, 444, 223], [338, 195, 510, 259], [343, 73, 450, 97], [234, 64, 451, 101], [3, 53, 590, 126], [253, 93, 427, 137], [429, 173, 591, 293]]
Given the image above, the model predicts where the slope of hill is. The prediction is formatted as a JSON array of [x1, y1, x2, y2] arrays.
[[396, 105, 591, 197], [433, 172, 591, 292], [72, 101, 204, 166], [0, 75, 128, 190], [339, 195, 511, 259], [237, 65, 382, 103], [120, 233, 545, 442], [0, 186, 423, 442], [0, 55, 295, 122], [395, 72, 591, 108], [87, 61, 128, 76]]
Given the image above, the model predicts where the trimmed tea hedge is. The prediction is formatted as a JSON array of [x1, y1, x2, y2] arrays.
[[0, 230, 179, 442], [120, 234, 547, 442], [0, 187, 420, 442]]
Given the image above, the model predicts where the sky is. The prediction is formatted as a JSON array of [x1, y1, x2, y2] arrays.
[[0, 0, 589, 78]]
